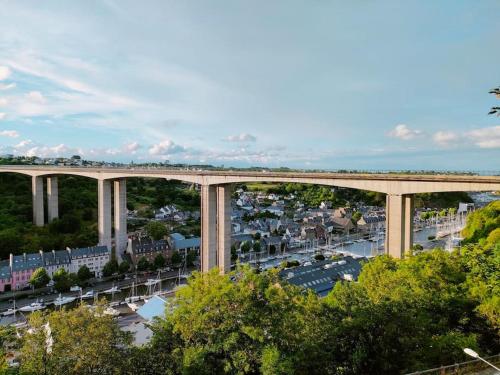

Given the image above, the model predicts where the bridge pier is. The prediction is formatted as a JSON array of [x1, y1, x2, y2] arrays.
[[47, 176, 59, 222], [385, 194, 414, 258], [201, 184, 232, 274], [113, 179, 127, 262], [201, 185, 218, 272], [217, 185, 232, 274], [32, 176, 45, 227], [98, 179, 112, 250]]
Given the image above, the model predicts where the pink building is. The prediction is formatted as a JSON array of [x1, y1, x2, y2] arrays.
[[10, 253, 43, 291]]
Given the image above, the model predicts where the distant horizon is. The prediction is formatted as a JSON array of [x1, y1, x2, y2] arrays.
[[1, 154, 499, 176]]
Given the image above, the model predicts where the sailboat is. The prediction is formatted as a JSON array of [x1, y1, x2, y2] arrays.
[[19, 300, 46, 312], [125, 282, 141, 311], [2, 300, 18, 316], [103, 284, 121, 294], [81, 290, 94, 300], [53, 293, 76, 307]]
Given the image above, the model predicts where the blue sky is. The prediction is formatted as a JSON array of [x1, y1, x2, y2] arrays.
[[0, 0, 499, 170]]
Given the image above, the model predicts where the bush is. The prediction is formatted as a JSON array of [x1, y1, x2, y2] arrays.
[[29, 268, 50, 289], [77, 265, 93, 282]]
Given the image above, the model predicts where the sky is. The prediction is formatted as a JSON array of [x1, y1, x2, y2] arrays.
[[0, 0, 499, 171]]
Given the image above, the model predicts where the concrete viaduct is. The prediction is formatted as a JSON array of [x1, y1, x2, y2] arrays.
[[0, 165, 499, 274]]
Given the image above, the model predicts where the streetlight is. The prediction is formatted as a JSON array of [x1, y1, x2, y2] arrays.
[[463, 348, 500, 372]]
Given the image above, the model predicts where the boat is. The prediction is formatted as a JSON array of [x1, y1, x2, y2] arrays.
[[81, 290, 94, 299], [103, 307, 120, 317], [103, 285, 121, 294], [19, 301, 46, 312], [2, 307, 17, 316], [126, 282, 141, 311], [53, 294, 76, 307]]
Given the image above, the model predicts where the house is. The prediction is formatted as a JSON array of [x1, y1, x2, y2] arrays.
[[357, 215, 386, 231], [127, 237, 171, 266], [330, 217, 355, 234], [10, 253, 43, 290], [279, 256, 365, 297], [261, 236, 287, 253], [68, 246, 110, 278], [40, 249, 72, 278], [169, 233, 201, 254], [0, 260, 12, 292], [231, 233, 254, 249]]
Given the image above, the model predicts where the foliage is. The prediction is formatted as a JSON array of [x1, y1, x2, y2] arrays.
[[314, 254, 325, 261], [118, 261, 130, 274], [153, 254, 166, 270], [240, 241, 251, 253], [29, 268, 50, 289], [52, 268, 77, 293], [145, 221, 168, 241], [102, 260, 119, 277], [77, 265, 93, 282], [136, 257, 151, 272], [252, 241, 261, 252], [18, 304, 132, 374], [462, 200, 500, 244], [162, 266, 330, 374], [171, 251, 182, 265]]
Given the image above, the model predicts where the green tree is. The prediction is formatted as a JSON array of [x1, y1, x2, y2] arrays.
[[252, 241, 261, 252], [136, 257, 150, 272], [145, 221, 167, 241], [19, 304, 132, 374], [171, 251, 182, 266], [29, 267, 50, 289], [160, 266, 330, 374], [240, 241, 251, 253], [119, 261, 130, 274], [77, 265, 93, 282], [102, 259, 119, 277], [52, 268, 75, 293], [153, 254, 166, 270]]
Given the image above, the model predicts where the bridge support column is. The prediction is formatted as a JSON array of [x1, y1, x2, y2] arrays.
[[32, 176, 44, 227], [385, 194, 414, 258], [114, 179, 127, 262], [47, 176, 59, 222], [98, 179, 112, 250], [201, 185, 217, 272], [217, 185, 232, 274]]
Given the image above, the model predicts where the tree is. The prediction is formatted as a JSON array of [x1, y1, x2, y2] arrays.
[[241, 241, 251, 253], [145, 221, 167, 241], [136, 257, 151, 272], [77, 265, 93, 282], [314, 254, 325, 261], [153, 254, 166, 270], [52, 268, 76, 293], [19, 304, 132, 374], [29, 268, 50, 289], [119, 261, 130, 274], [171, 251, 182, 266], [186, 250, 196, 267], [102, 259, 119, 277], [160, 266, 330, 374], [253, 241, 261, 252], [269, 244, 276, 254]]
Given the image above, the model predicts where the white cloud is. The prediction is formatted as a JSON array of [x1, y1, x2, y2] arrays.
[[387, 124, 422, 140], [0, 113, 5, 120], [0, 98, 8, 106], [25, 91, 46, 104], [0, 83, 16, 90], [0, 130, 19, 138], [432, 131, 459, 147], [466, 126, 500, 149], [0, 66, 11, 81], [123, 141, 141, 154], [224, 133, 257, 142], [148, 140, 186, 155], [14, 139, 33, 149]]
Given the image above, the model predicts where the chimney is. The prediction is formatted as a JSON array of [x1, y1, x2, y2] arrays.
[[9, 254, 13, 268]]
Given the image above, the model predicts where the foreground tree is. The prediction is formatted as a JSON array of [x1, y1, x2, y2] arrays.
[[19, 304, 131, 374], [155, 266, 332, 374], [29, 268, 50, 289]]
